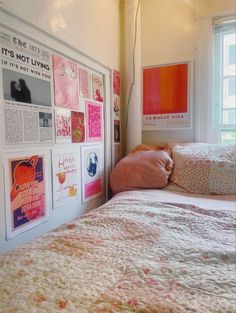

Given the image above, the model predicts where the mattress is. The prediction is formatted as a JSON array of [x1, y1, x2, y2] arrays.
[[0, 189, 235, 312]]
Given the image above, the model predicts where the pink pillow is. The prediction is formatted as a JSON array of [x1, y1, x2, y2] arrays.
[[110, 150, 173, 194]]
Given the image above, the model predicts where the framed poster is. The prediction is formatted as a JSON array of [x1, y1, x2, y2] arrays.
[[52, 146, 81, 208], [142, 61, 192, 130], [81, 145, 103, 203], [3, 149, 51, 239]]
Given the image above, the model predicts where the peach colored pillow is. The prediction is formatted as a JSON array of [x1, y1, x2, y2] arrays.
[[110, 150, 173, 194]]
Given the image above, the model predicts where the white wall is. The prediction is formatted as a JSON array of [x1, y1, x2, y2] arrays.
[[140, 0, 236, 146], [1, 0, 120, 70], [121, 0, 142, 153], [141, 0, 195, 145], [194, 0, 236, 17]]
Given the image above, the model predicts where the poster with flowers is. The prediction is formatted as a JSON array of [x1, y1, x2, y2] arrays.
[[52, 146, 81, 208], [92, 73, 104, 102], [81, 145, 103, 203], [85, 100, 103, 142], [71, 111, 85, 143], [4, 149, 51, 239], [53, 54, 79, 110], [55, 108, 71, 143]]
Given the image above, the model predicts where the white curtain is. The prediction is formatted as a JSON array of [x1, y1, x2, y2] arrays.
[[194, 18, 218, 143]]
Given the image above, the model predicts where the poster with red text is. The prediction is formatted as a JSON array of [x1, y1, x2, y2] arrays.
[[53, 54, 79, 110], [52, 146, 81, 208], [55, 108, 71, 143], [4, 150, 51, 239], [81, 145, 103, 203], [85, 100, 103, 142]]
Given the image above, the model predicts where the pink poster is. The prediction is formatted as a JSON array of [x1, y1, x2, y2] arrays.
[[55, 109, 71, 143], [113, 69, 120, 96], [92, 73, 104, 102], [53, 54, 79, 110], [85, 100, 103, 142], [4, 151, 50, 238], [79, 67, 90, 98]]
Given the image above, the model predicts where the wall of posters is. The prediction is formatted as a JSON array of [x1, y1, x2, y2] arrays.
[[81, 145, 103, 203], [52, 147, 81, 208], [0, 12, 111, 251], [3, 150, 51, 239], [0, 26, 54, 145], [85, 100, 103, 142], [142, 62, 191, 130]]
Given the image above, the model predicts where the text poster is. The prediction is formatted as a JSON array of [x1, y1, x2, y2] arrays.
[[4, 150, 50, 239], [0, 26, 54, 145], [142, 62, 191, 130], [92, 73, 104, 102], [53, 54, 79, 110], [85, 100, 103, 142], [52, 147, 81, 208], [71, 111, 85, 143], [81, 145, 103, 203], [55, 108, 71, 143]]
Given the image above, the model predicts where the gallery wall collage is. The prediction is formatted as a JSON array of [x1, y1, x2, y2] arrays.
[[0, 24, 120, 240]]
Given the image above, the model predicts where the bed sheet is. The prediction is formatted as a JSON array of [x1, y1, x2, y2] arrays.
[[0, 189, 235, 312]]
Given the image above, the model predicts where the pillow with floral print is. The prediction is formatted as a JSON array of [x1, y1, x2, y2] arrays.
[[170, 143, 236, 194]]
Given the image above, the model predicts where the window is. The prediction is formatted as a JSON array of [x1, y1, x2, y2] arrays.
[[214, 19, 236, 144]]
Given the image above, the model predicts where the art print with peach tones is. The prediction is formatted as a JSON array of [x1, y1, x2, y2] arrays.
[[53, 54, 79, 110]]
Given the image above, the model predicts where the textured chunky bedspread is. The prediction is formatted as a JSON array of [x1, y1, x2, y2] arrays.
[[0, 195, 236, 313]]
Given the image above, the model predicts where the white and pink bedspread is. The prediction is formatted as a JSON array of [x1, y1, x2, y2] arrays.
[[0, 190, 236, 312]]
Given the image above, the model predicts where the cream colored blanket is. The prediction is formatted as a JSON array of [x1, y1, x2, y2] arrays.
[[0, 196, 235, 312]]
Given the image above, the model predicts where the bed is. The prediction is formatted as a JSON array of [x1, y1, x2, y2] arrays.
[[0, 143, 236, 312]]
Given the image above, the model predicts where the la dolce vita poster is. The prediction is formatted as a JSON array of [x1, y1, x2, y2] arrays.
[[52, 146, 81, 208]]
